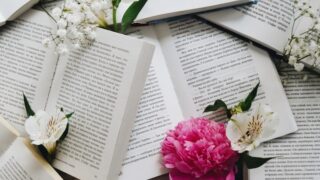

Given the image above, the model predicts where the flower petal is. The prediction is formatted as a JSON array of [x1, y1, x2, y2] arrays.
[[226, 113, 250, 143]]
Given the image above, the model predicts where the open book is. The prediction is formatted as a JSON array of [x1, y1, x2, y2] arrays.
[[0, 0, 39, 26], [0, 116, 62, 180], [198, 0, 320, 71], [117, 0, 254, 23], [118, 17, 298, 180], [248, 64, 320, 179], [39, 0, 254, 24], [0, 9, 154, 180]]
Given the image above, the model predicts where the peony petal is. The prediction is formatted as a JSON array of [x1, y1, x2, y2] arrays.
[[225, 168, 236, 180], [161, 118, 238, 178], [175, 161, 192, 174], [169, 170, 194, 180]]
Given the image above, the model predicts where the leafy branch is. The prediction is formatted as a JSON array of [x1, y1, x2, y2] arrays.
[[204, 82, 260, 119]]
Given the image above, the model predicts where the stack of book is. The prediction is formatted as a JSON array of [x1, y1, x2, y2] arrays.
[[0, 0, 319, 180]]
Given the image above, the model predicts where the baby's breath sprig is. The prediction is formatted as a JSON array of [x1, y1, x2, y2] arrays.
[[41, 0, 147, 55], [283, 0, 320, 73]]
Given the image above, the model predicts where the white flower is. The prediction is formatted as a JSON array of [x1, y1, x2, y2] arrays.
[[91, 1, 103, 12], [226, 104, 279, 153], [309, 40, 317, 53], [44, 0, 113, 54], [52, 7, 62, 19], [57, 19, 67, 28], [56, 29, 67, 37], [315, 23, 320, 31], [294, 62, 304, 71], [87, 31, 97, 40], [42, 38, 51, 47], [25, 110, 68, 154], [288, 56, 297, 65], [57, 43, 69, 55]]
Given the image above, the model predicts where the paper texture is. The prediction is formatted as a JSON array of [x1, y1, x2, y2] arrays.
[[248, 64, 320, 179], [117, 0, 252, 23], [0, 118, 62, 180], [0, 9, 154, 180], [119, 17, 297, 179], [0, 0, 39, 26], [0, 138, 62, 180]]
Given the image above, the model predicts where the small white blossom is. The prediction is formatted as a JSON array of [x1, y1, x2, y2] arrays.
[[57, 43, 69, 55], [284, 1, 320, 72], [315, 23, 320, 31], [288, 56, 297, 65], [294, 62, 305, 71], [56, 29, 67, 37], [309, 40, 317, 53], [57, 19, 67, 28], [42, 38, 51, 48], [25, 110, 68, 154], [226, 104, 279, 153], [52, 7, 62, 19], [44, 0, 113, 54]]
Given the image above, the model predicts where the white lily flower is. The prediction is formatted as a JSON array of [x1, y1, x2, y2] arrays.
[[226, 104, 279, 153], [25, 110, 68, 154]]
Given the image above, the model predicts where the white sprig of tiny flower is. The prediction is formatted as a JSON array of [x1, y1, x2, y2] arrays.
[[42, 0, 113, 54], [284, 0, 320, 72]]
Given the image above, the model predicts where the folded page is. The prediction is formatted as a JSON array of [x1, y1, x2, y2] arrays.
[[118, 0, 253, 23], [120, 26, 184, 180], [0, 10, 57, 133], [248, 65, 320, 179], [0, 138, 62, 180], [45, 28, 154, 180]]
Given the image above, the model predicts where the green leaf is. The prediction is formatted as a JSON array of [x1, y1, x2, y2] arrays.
[[112, 0, 122, 7], [66, 112, 74, 119], [239, 82, 260, 111], [242, 152, 274, 169], [58, 123, 69, 143], [37, 145, 54, 164], [23, 93, 35, 117], [204, 100, 231, 118], [59, 112, 73, 142], [121, 0, 147, 33]]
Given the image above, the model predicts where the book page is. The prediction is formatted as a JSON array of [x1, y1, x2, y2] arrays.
[[117, 0, 252, 23], [0, 117, 18, 155], [199, 0, 320, 54], [119, 26, 184, 180], [0, 0, 38, 21], [45, 28, 154, 180], [248, 65, 320, 179], [199, 0, 294, 53], [39, 0, 64, 11], [154, 17, 297, 140], [0, 138, 62, 180], [0, 14, 5, 26], [0, 9, 58, 133]]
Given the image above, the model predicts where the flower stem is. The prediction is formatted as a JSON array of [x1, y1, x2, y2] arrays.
[[113, 6, 118, 32], [39, 4, 57, 23]]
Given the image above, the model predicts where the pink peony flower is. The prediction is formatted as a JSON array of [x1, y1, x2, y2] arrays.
[[161, 118, 239, 180]]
